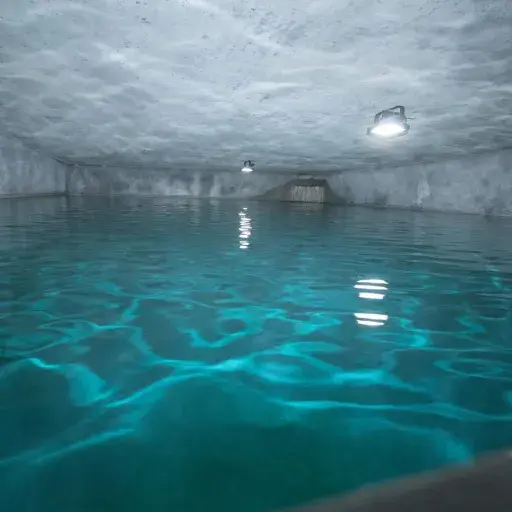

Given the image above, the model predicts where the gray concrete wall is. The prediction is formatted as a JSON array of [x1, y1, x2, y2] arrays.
[[68, 165, 292, 199], [0, 134, 68, 197], [68, 150, 512, 216], [329, 150, 512, 216]]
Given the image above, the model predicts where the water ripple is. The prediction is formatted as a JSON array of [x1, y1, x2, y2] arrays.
[[1, 197, 512, 511]]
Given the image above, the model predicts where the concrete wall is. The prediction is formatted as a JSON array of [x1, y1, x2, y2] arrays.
[[68, 165, 291, 199], [0, 134, 68, 197], [329, 150, 512, 216], [68, 150, 512, 216]]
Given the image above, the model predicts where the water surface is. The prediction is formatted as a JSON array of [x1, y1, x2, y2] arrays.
[[1, 196, 512, 512]]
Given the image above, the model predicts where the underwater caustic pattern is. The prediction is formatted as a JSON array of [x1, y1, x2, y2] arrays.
[[1, 196, 512, 512]]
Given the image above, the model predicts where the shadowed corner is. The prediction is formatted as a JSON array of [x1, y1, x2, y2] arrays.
[[257, 177, 342, 204], [275, 449, 512, 512]]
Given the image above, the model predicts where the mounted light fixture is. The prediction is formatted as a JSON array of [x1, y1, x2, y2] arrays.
[[241, 160, 255, 173], [367, 106, 410, 138]]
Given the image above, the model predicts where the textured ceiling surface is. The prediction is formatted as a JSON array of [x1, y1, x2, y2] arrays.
[[0, 0, 511, 172]]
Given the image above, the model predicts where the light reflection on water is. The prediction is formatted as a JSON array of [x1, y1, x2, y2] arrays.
[[1, 196, 512, 512], [355, 278, 389, 326], [239, 206, 252, 249]]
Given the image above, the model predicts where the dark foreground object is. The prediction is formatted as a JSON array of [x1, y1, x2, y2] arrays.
[[278, 451, 512, 512]]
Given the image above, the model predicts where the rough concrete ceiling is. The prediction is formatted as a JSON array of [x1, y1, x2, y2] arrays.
[[0, 0, 511, 173]]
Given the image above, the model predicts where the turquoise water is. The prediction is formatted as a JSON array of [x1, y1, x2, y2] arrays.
[[1, 196, 512, 511]]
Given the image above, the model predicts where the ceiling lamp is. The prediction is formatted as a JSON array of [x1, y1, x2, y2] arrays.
[[367, 106, 410, 138], [241, 160, 255, 173]]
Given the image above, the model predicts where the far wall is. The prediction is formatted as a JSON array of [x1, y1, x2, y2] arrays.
[[0, 134, 68, 197], [68, 165, 292, 199], [68, 149, 512, 216]]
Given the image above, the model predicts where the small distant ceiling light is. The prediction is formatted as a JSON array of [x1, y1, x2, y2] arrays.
[[367, 106, 410, 138], [241, 160, 255, 173]]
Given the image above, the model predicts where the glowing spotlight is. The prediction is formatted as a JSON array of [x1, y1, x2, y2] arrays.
[[367, 106, 410, 138], [241, 160, 255, 173]]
